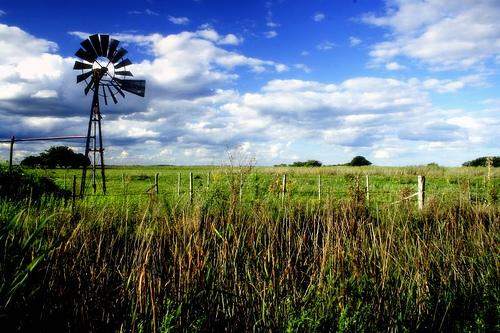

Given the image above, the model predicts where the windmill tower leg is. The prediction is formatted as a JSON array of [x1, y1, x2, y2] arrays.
[[80, 81, 104, 196], [97, 111, 106, 194]]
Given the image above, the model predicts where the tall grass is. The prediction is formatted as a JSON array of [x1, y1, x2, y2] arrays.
[[0, 173, 498, 332]]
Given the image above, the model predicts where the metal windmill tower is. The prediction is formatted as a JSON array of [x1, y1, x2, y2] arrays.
[[73, 34, 145, 195]]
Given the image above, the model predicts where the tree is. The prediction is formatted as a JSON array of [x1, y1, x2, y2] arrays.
[[463, 156, 499, 167], [20, 155, 45, 168], [348, 156, 372, 166], [20, 146, 90, 169]]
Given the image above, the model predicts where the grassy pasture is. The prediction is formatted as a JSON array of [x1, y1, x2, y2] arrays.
[[0, 165, 498, 331], [43, 165, 498, 205]]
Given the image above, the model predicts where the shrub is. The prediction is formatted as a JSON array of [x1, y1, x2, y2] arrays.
[[347, 156, 372, 166], [0, 165, 70, 201], [290, 160, 322, 167]]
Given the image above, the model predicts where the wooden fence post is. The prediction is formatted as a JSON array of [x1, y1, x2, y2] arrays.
[[365, 175, 370, 204], [177, 172, 181, 197], [189, 172, 193, 203], [418, 175, 425, 210], [318, 174, 321, 201], [154, 173, 159, 195], [207, 172, 211, 188], [8, 136, 15, 172], [281, 174, 287, 203], [72, 175, 77, 212]]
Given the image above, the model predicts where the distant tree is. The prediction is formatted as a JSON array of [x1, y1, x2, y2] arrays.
[[20, 155, 45, 168], [348, 156, 372, 166], [463, 156, 499, 167], [427, 162, 440, 167], [20, 146, 90, 169], [291, 160, 322, 167]]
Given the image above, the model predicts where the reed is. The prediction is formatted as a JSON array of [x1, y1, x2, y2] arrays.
[[0, 183, 498, 331]]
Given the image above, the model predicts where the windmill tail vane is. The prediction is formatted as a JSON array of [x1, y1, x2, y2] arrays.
[[74, 33, 146, 196]]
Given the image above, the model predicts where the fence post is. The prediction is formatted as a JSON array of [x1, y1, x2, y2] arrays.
[[8, 136, 15, 172], [365, 175, 370, 204], [72, 175, 77, 212], [207, 172, 211, 188], [418, 175, 425, 210], [189, 172, 193, 203], [318, 174, 321, 201], [281, 174, 287, 203], [177, 172, 181, 197], [154, 173, 159, 195]]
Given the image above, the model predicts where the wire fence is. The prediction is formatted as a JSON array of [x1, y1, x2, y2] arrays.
[[48, 169, 498, 208]]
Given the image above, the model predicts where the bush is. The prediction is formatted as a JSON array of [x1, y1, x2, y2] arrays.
[[0, 165, 70, 201], [463, 156, 499, 167], [290, 160, 322, 167], [348, 156, 372, 166]]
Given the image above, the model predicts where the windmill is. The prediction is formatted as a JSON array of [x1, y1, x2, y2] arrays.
[[73, 34, 145, 195]]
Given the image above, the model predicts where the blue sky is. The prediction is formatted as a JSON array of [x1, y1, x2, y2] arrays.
[[0, 0, 498, 166]]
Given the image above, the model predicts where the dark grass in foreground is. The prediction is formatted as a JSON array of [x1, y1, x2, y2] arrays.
[[0, 174, 498, 332]]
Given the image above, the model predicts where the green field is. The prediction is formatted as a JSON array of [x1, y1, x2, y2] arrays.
[[0, 164, 498, 331]]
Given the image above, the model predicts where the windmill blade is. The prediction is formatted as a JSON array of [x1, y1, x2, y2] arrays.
[[107, 39, 120, 59], [100, 35, 110, 57], [114, 78, 146, 97], [107, 85, 118, 104], [77, 70, 93, 83], [80, 39, 98, 59], [75, 48, 96, 63], [73, 61, 93, 70], [89, 34, 103, 56], [114, 58, 132, 69], [84, 79, 94, 95], [111, 47, 128, 63], [115, 70, 133, 77], [102, 85, 108, 105], [110, 81, 125, 98]]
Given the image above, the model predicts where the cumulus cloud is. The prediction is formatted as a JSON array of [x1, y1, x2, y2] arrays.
[[264, 30, 278, 39], [1, 23, 497, 166], [349, 36, 362, 47], [316, 41, 335, 51], [313, 12, 325, 22], [362, 0, 500, 70], [168, 16, 190, 25]]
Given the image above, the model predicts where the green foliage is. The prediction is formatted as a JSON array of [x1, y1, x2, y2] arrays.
[[0, 165, 70, 202], [290, 160, 322, 167], [463, 156, 499, 167], [347, 155, 372, 166], [20, 145, 90, 169]]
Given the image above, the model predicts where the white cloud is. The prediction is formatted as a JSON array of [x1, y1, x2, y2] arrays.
[[129, 9, 159, 16], [294, 64, 311, 73], [0, 10, 6, 16], [316, 41, 335, 51], [313, 12, 325, 22], [31, 90, 58, 98], [385, 61, 405, 71], [362, 0, 500, 70], [264, 30, 278, 39], [349, 36, 362, 46], [168, 16, 190, 25], [1, 23, 497, 166]]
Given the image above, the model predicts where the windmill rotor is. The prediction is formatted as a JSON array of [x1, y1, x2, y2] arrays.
[[73, 33, 145, 105], [73, 34, 146, 196]]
